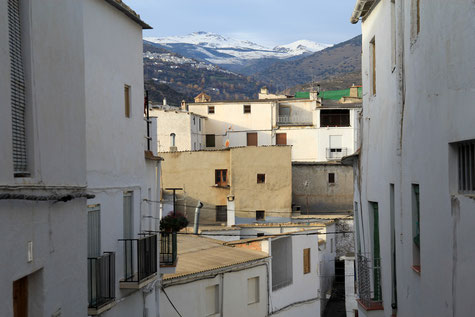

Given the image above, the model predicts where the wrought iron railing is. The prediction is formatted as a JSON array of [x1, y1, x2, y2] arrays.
[[326, 147, 348, 160], [356, 254, 382, 308], [119, 234, 157, 283], [88, 252, 115, 309], [277, 115, 313, 126], [160, 231, 178, 266]]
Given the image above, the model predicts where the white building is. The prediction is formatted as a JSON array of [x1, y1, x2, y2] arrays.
[[83, 0, 164, 316], [149, 106, 206, 152], [348, 0, 475, 316], [0, 0, 88, 315], [185, 88, 361, 163]]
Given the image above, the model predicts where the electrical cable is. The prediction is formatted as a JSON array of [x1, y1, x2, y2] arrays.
[[161, 286, 183, 317], [145, 230, 353, 237]]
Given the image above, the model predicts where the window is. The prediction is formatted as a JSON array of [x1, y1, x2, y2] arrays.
[[87, 205, 101, 258], [303, 248, 311, 274], [370, 38, 376, 95], [412, 184, 421, 272], [354, 202, 361, 253], [124, 85, 131, 117], [370, 201, 382, 300], [276, 133, 287, 145], [123, 191, 133, 239], [256, 210, 265, 221], [257, 174, 265, 184], [327, 135, 346, 159], [247, 277, 259, 304], [170, 133, 176, 147], [320, 110, 350, 127], [208, 106, 215, 114], [215, 169, 228, 187], [457, 141, 475, 193], [272, 237, 293, 290], [216, 205, 227, 222], [206, 134, 215, 147], [9, 0, 29, 177], [205, 284, 219, 316], [328, 173, 335, 184], [247, 132, 258, 146], [243, 105, 251, 113]]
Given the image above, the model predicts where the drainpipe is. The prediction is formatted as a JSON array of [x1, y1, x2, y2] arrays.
[[193, 201, 203, 234]]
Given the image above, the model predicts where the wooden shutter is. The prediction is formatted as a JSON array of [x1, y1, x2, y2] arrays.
[[303, 248, 310, 274], [276, 133, 287, 145], [9, 0, 28, 176], [247, 133, 258, 146], [87, 205, 101, 258]]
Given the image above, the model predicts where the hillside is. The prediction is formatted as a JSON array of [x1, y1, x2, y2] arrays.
[[253, 35, 362, 91], [143, 42, 270, 104], [281, 71, 362, 96]]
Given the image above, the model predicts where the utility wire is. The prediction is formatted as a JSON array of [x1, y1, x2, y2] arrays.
[[145, 230, 353, 237], [161, 286, 183, 317]]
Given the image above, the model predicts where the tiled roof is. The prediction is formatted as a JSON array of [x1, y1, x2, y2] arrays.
[[103, 0, 152, 29], [162, 235, 268, 281]]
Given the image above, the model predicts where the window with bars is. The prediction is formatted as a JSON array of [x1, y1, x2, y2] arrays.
[[457, 141, 475, 193], [9, 0, 29, 177]]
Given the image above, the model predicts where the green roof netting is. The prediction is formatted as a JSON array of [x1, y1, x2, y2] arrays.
[[294, 87, 362, 100]]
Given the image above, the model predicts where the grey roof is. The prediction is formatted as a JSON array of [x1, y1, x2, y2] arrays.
[[103, 0, 152, 29]]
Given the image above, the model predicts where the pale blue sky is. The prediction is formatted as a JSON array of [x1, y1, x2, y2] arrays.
[[126, 0, 361, 47]]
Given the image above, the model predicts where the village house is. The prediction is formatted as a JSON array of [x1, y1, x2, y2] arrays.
[[0, 0, 169, 316], [347, 0, 475, 316], [160, 145, 292, 225]]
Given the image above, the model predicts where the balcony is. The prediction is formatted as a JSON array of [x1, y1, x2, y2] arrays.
[[356, 254, 383, 311], [88, 252, 115, 315], [277, 115, 313, 126], [160, 232, 178, 274], [119, 234, 158, 289], [326, 147, 348, 160]]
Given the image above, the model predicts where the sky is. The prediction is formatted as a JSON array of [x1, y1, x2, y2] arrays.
[[126, 0, 361, 47]]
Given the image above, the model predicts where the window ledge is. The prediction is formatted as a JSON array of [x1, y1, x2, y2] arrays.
[[212, 185, 230, 189], [119, 273, 157, 289], [357, 299, 384, 311], [88, 299, 116, 316], [411, 265, 421, 274]]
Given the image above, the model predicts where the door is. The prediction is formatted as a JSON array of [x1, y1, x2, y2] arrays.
[[13, 276, 28, 317], [276, 133, 287, 145], [247, 133, 258, 146]]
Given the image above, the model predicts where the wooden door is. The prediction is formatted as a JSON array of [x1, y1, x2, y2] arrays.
[[247, 133, 257, 146], [276, 133, 287, 145], [13, 276, 28, 317]]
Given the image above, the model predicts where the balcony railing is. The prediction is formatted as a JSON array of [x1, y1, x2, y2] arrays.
[[119, 234, 157, 285], [277, 115, 313, 126], [160, 231, 178, 266], [326, 147, 348, 160], [356, 254, 382, 309], [88, 252, 115, 309]]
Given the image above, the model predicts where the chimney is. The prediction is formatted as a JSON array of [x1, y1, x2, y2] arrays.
[[349, 84, 359, 98], [260, 86, 268, 95], [181, 100, 187, 110], [163, 97, 167, 106]]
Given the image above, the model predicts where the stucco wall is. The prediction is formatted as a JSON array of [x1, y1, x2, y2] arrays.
[[0, 0, 87, 315], [355, 0, 475, 316], [292, 163, 353, 213]]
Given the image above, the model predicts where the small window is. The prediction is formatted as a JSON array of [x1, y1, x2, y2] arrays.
[[215, 169, 228, 187], [457, 141, 475, 193], [206, 134, 215, 147], [208, 106, 215, 114], [170, 133, 176, 147], [206, 284, 219, 316], [303, 248, 311, 274], [276, 133, 287, 145], [328, 173, 335, 184], [247, 277, 260, 304], [244, 105, 251, 113], [257, 174, 266, 184], [256, 210, 265, 221], [124, 85, 131, 117], [216, 206, 227, 222], [247, 132, 258, 146]]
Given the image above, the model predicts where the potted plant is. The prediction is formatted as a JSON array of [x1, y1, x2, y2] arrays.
[[160, 211, 189, 232]]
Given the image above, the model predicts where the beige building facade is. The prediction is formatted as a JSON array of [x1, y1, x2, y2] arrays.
[[160, 146, 292, 224]]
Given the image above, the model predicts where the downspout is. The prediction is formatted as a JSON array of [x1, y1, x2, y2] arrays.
[[220, 273, 224, 316], [193, 201, 203, 234]]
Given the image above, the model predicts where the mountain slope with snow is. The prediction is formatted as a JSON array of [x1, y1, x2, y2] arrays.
[[144, 32, 332, 73]]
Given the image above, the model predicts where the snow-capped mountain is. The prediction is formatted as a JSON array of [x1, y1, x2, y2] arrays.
[[144, 32, 332, 73]]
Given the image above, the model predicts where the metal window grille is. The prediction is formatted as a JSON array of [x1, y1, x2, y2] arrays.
[[8, 0, 28, 176], [458, 141, 475, 193], [88, 205, 101, 258]]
